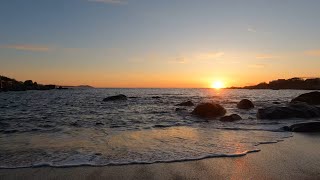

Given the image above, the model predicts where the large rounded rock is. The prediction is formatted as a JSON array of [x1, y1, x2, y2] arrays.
[[257, 102, 320, 119], [175, 101, 194, 106], [219, 114, 242, 122], [191, 103, 226, 119], [237, 99, 254, 109], [286, 122, 320, 132], [291, 91, 320, 105], [103, 94, 127, 101]]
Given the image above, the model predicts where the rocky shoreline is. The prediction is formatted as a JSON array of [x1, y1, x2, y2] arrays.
[[103, 91, 320, 132], [0, 75, 93, 92], [0, 75, 56, 92]]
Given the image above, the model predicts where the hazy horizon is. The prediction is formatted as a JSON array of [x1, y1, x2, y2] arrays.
[[1, 74, 320, 89], [1, 0, 320, 88]]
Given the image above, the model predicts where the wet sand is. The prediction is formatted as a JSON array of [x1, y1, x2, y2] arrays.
[[1, 133, 320, 180]]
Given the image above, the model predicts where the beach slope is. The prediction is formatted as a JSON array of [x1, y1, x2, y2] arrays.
[[1, 133, 320, 180]]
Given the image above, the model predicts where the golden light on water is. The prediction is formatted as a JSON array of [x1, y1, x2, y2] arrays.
[[211, 81, 225, 89]]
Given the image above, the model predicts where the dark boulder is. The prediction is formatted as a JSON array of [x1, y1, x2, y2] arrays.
[[103, 94, 127, 101], [286, 122, 320, 132], [58, 86, 68, 90], [3, 129, 18, 134], [191, 103, 226, 119], [175, 108, 187, 111], [291, 91, 320, 105], [152, 96, 161, 99], [220, 114, 242, 122], [257, 102, 320, 119], [237, 99, 254, 109], [70, 121, 80, 127], [175, 101, 194, 106], [95, 122, 104, 126]]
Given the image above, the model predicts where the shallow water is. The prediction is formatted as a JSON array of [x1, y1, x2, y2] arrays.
[[0, 89, 318, 168]]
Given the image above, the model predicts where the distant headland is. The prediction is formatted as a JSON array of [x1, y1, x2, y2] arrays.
[[229, 77, 320, 90], [0, 75, 93, 92]]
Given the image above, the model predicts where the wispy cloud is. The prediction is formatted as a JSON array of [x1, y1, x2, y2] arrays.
[[128, 51, 225, 64], [1, 44, 51, 52], [169, 57, 186, 64], [88, 0, 127, 5], [194, 52, 225, 60], [255, 54, 278, 59], [249, 63, 266, 69], [304, 49, 320, 57], [247, 26, 257, 33]]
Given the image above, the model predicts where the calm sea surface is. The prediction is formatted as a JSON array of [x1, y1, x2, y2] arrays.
[[0, 89, 318, 168]]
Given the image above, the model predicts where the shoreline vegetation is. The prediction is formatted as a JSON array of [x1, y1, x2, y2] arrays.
[[2, 75, 320, 91], [228, 77, 320, 90], [0, 75, 93, 92]]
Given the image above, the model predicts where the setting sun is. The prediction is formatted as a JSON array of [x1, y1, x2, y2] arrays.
[[211, 81, 225, 89]]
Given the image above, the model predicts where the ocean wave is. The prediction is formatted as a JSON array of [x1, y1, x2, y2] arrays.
[[0, 89, 307, 169], [0, 149, 263, 169]]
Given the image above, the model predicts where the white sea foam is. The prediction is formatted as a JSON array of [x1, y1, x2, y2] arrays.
[[0, 89, 317, 168]]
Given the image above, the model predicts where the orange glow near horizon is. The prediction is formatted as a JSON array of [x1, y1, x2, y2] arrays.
[[3, 69, 318, 88], [211, 81, 225, 89]]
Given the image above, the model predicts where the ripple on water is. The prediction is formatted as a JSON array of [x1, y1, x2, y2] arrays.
[[0, 89, 316, 168]]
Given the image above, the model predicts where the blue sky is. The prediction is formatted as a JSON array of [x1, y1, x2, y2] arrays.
[[1, 0, 320, 87]]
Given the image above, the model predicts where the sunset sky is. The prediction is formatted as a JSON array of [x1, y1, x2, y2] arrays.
[[1, 0, 320, 88]]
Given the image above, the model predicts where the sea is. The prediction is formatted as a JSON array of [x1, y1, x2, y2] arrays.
[[0, 88, 318, 168]]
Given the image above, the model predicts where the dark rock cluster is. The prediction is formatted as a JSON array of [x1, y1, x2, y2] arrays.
[[0, 75, 56, 92]]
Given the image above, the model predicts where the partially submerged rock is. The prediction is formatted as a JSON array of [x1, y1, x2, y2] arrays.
[[257, 102, 320, 119], [220, 114, 242, 122], [191, 103, 226, 119], [103, 94, 127, 101], [291, 91, 320, 105], [175, 108, 187, 111], [285, 122, 320, 132], [237, 99, 254, 109], [70, 121, 80, 127], [175, 101, 194, 106], [95, 122, 104, 126]]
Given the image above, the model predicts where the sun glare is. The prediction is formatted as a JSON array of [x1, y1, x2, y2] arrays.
[[211, 81, 224, 89]]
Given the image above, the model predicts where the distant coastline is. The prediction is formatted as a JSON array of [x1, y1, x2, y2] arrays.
[[228, 77, 320, 90], [0, 75, 93, 92]]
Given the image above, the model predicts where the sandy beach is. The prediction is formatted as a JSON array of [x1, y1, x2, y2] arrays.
[[1, 132, 319, 180]]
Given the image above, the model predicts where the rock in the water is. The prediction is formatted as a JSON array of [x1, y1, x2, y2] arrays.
[[152, 96, 161, 99], [287, 122, 320, 132], [219, 114, 242, 122], [191, 103, 226, 119], [257, 102, 320, 119], [70, 121, 80, 127], [95, 122, 104, 126], [291, 91, 320, 105], [3, 129, 18, 134], [237, 99, 254, 109], [175, 101, 194, 106], [103, 94, 127, 101], [175, 108, 187, 111]]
